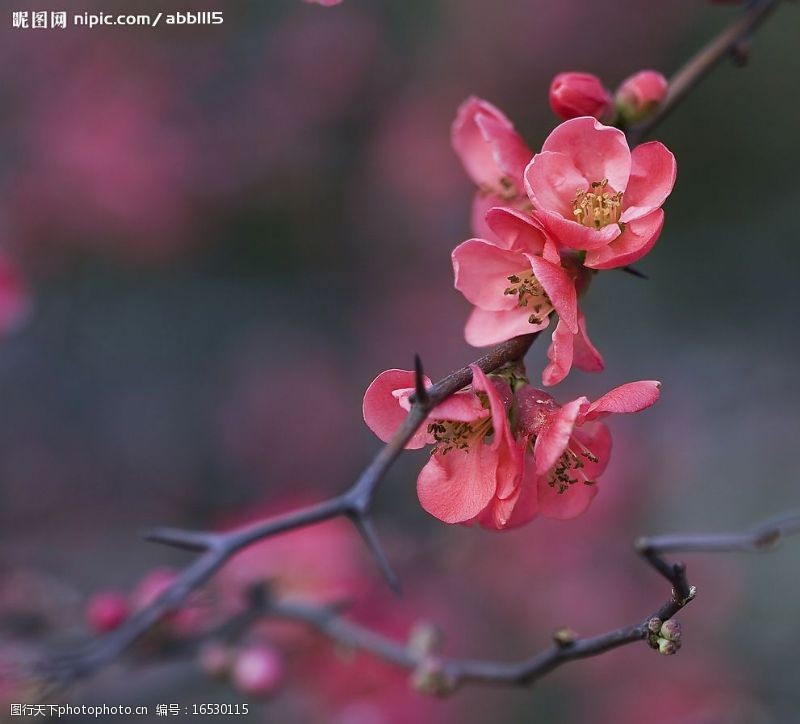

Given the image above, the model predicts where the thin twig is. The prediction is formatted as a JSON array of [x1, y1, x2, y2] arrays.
[[143, 509, 798, 694], [627, 0, 784, 144], [41, 334, 538, 684]]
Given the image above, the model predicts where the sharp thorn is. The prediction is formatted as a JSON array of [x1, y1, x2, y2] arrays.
[[621, 265, 648, 280], [351, 515, 402, 596]]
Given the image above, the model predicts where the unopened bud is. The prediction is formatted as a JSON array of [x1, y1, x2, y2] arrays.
[[615, 70, 668, 124], [411, 657, 457, 697], [549, 72, 613, 122], [553, 627, 578, 647], [647, 617, 662, 634], [657, 637, 681, 656], [659, 619, 682, 642]]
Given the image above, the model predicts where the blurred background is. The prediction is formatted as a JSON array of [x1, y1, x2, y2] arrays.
[[0, 0, 798, 721]]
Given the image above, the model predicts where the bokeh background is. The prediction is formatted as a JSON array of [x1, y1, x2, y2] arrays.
[[1, 0, 799, 722]]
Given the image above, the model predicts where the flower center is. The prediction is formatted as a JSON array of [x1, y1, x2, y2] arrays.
[[572, 179, 623, 229], [504, 272, 553, 325], [547, 445, 600, 494], [428, 418, 491, 455]]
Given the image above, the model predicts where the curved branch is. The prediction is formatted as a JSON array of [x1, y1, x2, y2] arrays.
[[41, 333, 539, 684]]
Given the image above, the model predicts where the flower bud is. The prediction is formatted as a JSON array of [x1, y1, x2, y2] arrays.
[[615, 70, 668, 124], [657, 637, 681, 656], [411, 657, 457, 697], [647, 617, 662, 634], [659, 619, 682, 642], [549, 72, 613, 122], [86, 591, 129, 633], [231, 644, 284, 697]]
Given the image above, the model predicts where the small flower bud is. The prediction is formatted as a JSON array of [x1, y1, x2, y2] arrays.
[[615, 70, 668, 124], [647, 617, 663, 634], [86, 591, 129, 633], [231, 644, 284, 697], [659, 619, 682, 642], [549, 72, 613, 122], [657, 637, 681, 656], [411, 657, 457, 697], [553, 627, 578, 647]]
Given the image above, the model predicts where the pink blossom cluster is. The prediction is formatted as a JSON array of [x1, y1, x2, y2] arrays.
[[363, 87, 676, 529]]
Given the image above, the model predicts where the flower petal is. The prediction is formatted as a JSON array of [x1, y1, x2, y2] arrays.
[[416, 444, 498, 524], [452, 96, 530, 190], [541, 117, 631, 192], [363, 370, 432, 449], [620, 142, 676, 222], [537, 474, 598, 520], [542, 318, 573, 387], [527, 255, 578, 333], [524, 150, 587, 217], [533, 396, 588, 475], [464, 307, 549, 348], [452, 239, 528, 311], [471, 365, 523, 500], [584, 209, 664, 270], [484, 206, 546, 254], [534, 209, 621, 251], [572, 311, 604, 373], [585, 381, 661, 421]]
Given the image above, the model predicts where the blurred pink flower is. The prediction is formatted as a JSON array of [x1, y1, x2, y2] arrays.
[[616, 70, 669, 123], [85, 590, 129, 633], [525, 116, 676, 268], [217, 510, 367, 608], [305, 0, 343, 5], [549, 72, 613, 121]]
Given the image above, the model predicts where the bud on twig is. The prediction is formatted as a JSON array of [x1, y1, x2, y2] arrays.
[[549, 72, 614, 122], [615, 70, 668, 124], [411, 657, 457, 696]]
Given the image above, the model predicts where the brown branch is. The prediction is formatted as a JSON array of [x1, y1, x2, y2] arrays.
[[164, 509, 799, 695], [40, 333, 539, 684], [626, 0, 784, 144]]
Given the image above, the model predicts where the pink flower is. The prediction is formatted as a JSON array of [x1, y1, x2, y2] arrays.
[[616, 70, 668, 123], [525, 117, 676, 269], [363, 365, 524, 528], [451, 207, 603, 385], [516, 381, 661, 519], [363, 368, 659, 528], [549, 72, 613, 122], [451, 97, 533, 238], [86, 591, 129, 633]]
